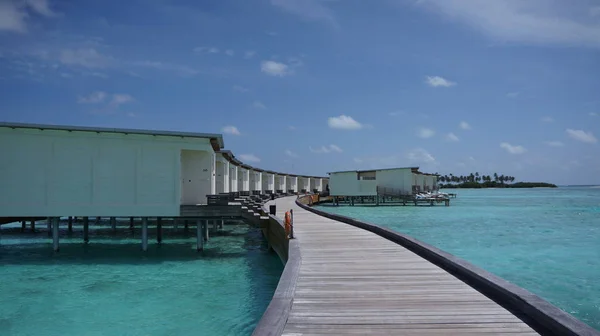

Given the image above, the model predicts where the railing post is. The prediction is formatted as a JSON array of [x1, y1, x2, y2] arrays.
[[290, 209, 294, 239]]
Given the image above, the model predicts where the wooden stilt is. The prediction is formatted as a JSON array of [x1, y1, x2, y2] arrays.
[[184, 220, 189, 231], [110, 217, 116, 231], [68, 216, 73, 233], [30, 220, 35, 232], [156, 217, 162, 244], [83, 217, 89, 243], [21, 221, 26, 232], [141, 217, 148, 251], [204, 220, 209, 242], [47, 217, 52, 237], [52, 217, 60, 252], [129, 217, 134, 230], [196, 219, 204, 251]]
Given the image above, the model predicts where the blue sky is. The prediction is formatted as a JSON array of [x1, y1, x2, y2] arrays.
[[1, 0, 599, 185]]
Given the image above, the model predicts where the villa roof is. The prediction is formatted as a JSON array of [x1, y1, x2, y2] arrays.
[[1, 122, 225, 151]]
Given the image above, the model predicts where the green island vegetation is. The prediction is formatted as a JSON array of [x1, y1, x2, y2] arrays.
[[437, 172, 557, 189]]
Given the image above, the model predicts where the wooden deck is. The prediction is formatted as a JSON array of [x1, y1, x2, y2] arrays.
[[267, 196, 539, 335]]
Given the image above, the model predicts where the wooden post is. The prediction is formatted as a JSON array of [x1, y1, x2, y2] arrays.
[[376, 196, 380, 206], [204, 220, 209, 242], [52, 217, 60, 252], [21, 221, 26, 232], [196, 219, 204, 251], [47, 217, 52, 237], [110, 217, 117, 231], [156, 217, 162, 244], [173, 218, 179, 231], [351, 197, 354, 206], [445, 199, 450, 206], [30, 220, 35, 232], [184, 220, 189, 231], [96, 216, 101, 224], [83, 217, 89, 243], [141, 217, 148, 251], [68, 216, 73, 233], [220, 219, 224, 230], [213, 220, 217, 231], [129, 217, 134, 230]]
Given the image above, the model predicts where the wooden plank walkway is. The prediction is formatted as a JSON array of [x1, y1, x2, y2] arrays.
[[268, 196, 539, 335]]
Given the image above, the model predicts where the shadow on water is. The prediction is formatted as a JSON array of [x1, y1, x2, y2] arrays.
[[0, 224, 270, 266], [237, 225, 285, 333]]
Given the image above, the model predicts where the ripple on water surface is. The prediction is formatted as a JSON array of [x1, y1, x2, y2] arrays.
[[0, 222, 283, 336], [317, 187, 600, 330]]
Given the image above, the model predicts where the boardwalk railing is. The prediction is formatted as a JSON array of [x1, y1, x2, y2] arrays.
[[252, 200, 301, 336], [295, 194, 600, 336]]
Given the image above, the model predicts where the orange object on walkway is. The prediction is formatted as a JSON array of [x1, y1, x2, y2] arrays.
[[284, 211, 292, 238]]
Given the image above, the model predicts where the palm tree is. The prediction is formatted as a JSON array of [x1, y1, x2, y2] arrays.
[[493, 173, 498, 182], [510, 176, 515, 183]]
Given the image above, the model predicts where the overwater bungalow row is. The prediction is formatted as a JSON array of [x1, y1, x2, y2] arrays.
[[327, 167, 452, 206], [0, 122, 328, 250]]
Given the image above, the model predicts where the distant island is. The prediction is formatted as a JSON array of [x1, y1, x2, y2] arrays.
[[436, 173, 557, 189]]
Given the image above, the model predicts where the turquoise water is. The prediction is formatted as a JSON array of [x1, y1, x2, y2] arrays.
[[316, 187, 600, 330], [0, 221, 283, 336]]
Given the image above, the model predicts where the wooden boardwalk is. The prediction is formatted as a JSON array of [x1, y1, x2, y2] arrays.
[[268, 196, 539, 335]]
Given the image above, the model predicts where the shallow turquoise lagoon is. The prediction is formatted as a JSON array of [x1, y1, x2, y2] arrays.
[[316, 187, 600, 330], [0, 221, 283, 336]]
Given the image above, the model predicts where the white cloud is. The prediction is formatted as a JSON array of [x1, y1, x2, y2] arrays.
[[500, 142, 527, 154], [545, 141, 564, 147], [407, 148, 436, 163], [426, 75, 456, 87], [541, 116, 554, 123], [417, 127, 435, 139], [590, 112, 598, 117], [353, 157, 363, 163], [270, 0, 338, 27], [288, 126, 296, 131], [591, 7, 600, 17], [244, 51, 256, 59], [78, 91, 106, 104], [193, 46, 219, 54], [134, 61, 198, 77], [225, 49, 234, 56], [0, 0, 57, 33], [233, 85, 249, 93], [239, 154, 261, 163], [446, 132, 459, 142], [222, 126, 241, 136], [389, 111, 405, 117], [328, 115, 363, 130], [566, 129, 597, 144], [284, 149, 298, 158], [413, 0, 600, 48], [110, 94, 134, 107], [459, 121, 471, 130], [60, 49, 114, 68], [309, 144, 343, 153], [506, 92, 520, 98], [260, 60, 292, 76], [253, 101, 266, 109]]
